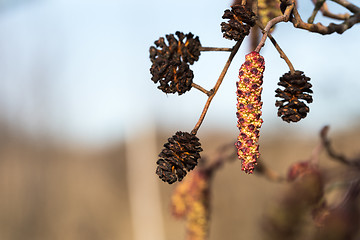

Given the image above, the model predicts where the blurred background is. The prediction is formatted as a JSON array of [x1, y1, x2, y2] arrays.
[[0, 0, 359, 239]]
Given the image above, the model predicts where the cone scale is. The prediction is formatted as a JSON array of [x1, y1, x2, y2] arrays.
[[235, 52, 265, 173]]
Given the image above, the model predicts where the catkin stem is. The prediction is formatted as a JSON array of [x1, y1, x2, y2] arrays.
[[255, 20, 295, 74], [254, 3, 294, 52]]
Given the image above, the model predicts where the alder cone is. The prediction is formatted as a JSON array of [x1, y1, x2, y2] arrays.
[[221, 5, 255, 41], [275, 70, 313, 123], [156, 131, 203, 184], [149, 32, 201, 95]]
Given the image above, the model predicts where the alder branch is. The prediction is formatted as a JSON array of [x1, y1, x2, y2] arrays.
[[191, 39, 243, 135], [255, 160, 286, 182], [321, 10, 350, 21], [256, 126, 329, 182], [201, 141, 286, 183], [254, 3, 294, 52], [199, 47, 233, 52], [202, 141, 237, 173], [308, 0, 326, 23], [292, 2, 360, 34], [330, 0, 360, 13], [320, 126, 360, 168], [309, 0, 350, 23], [192, 83, 212, 96], [256, 20, 295, 74]]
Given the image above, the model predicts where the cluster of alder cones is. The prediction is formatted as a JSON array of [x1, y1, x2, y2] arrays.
[[149, 4, 313, 184]]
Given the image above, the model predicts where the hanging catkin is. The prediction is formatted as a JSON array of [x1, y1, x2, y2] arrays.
[[235, 51, 265, 173]]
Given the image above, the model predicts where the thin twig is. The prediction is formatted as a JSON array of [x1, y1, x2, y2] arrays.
[[201, 140, 285, 183], [264, 168, 286, 182], [199, 47, 233, 52], [256, 20, 295, 73], [268, 35, 295, 74], [255, 160, 286, 182], [310, 0, 350, 21], [308, 0, 326, 24], [320, 126, 360, 167], [203, 141, 237, 172], [292, 2, 360, 34], [309, 136, 324, 165], [191, 39, 243, 135], [321, 8, 350, 20], [254, 3, 294, 52], [192, 83, 212, 96], [330, 0, 360, 13]]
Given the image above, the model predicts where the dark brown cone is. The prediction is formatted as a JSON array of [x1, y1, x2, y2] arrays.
[[149, 32, 201, 95], [275, 70, 313, 123], [156, 131, 203, 184], [221, 5, 255, 41]]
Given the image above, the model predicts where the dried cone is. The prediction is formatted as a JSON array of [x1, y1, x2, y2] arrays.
[[149, 32, 201, 95], [156, 131, 203, 184], [236, 52, 265, 173], [275, 70, 313, 122], [221, 5, 255, 41]]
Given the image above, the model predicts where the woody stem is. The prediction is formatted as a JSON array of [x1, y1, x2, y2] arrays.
[[191, 39, 243, 135]]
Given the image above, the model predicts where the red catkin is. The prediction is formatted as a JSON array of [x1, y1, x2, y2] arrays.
[[236, 52, 265, 173]]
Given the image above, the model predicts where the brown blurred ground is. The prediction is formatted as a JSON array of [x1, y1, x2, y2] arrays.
[[0, 125, 359, 240]]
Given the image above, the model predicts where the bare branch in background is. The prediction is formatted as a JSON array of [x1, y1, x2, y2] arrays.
[[321, 126, 360, 168]]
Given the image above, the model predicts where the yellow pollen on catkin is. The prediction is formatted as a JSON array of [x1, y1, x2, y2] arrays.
[[235, 51, 265, 174]]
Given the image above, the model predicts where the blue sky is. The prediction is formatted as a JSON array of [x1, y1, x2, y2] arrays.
[[0, 0, 359, 144]]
